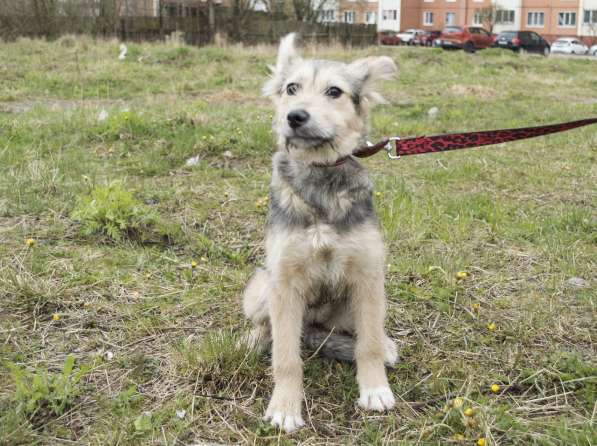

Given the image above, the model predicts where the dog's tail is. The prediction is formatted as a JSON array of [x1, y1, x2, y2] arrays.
[[304, 327, 399, 367], [303, 327, 356, 362]]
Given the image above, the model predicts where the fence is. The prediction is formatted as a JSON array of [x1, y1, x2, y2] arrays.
[[0, 9, 378, 47]]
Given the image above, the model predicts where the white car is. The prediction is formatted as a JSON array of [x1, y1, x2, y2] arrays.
[[550, 38, 588, 55], [397, 29, 425, 45], [590, 44, 597, 56]]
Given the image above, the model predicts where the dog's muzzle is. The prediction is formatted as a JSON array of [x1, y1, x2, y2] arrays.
[[287, 109, 310, 129]]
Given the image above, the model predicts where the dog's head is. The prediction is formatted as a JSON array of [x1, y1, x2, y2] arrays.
[[263, 33, 396, 165]]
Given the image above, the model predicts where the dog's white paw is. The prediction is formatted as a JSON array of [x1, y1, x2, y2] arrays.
[[264, 405, 304, 432], [384, 337, 399, 367], [358, 386, 395, 411]]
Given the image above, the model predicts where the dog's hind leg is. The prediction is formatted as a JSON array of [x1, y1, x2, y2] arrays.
[[242, 268, 271, 353]]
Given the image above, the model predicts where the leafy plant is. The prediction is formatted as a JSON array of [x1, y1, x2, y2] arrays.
[[7, 355, 90, 419], [71, 182, 162, 242]]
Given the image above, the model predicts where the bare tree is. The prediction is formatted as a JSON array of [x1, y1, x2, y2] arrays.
[[291, 0, 335, 22], [474, 3, 502, 33], [229, 0, 259, 39]]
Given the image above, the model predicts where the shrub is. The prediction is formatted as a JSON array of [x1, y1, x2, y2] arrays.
[[71, 182, 163, 242]]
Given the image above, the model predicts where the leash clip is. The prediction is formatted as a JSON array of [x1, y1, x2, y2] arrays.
[[385, 137, 401, 160]]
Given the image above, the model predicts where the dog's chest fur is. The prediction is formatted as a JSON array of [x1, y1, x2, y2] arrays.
[[268, 152, 376, 233], [265, 152, 379, 307]]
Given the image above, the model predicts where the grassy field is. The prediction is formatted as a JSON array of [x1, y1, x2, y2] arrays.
[[0, 36, 595, 445]]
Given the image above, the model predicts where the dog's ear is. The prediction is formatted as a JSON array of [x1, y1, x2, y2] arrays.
[[263, 33, 301, 97], [347, 56, 396, 107]]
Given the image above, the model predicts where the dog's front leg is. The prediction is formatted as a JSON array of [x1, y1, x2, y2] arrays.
[[351, 277, 396, 411], [264, 281, 305, 432]]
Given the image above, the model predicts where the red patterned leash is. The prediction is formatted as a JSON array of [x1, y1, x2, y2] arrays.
[[354, 118, 597, 160]]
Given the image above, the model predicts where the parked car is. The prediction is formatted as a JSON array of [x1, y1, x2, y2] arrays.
[[413, 30, 441, 46], [551, 38, 588, 55], [397, 29, 426, 45], [378, 31, 401, 46], [589, 44, 597, 56], [437, 26, 494, 52], [494, 31, 550, 56]]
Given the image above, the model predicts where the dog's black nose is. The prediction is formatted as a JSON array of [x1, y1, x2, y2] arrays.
[[287, 110, 310, 129]]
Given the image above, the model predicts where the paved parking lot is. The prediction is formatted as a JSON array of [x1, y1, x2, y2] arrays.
[[380, 44, 597, 60]]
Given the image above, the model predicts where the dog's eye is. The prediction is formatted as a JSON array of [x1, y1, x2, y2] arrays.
[[286, 83, 299, 96], [325, 87, 342, 99]]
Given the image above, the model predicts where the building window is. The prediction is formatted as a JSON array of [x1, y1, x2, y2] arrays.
[[445, 12, 456, 25], [321, 9, 336, 22], [382, 10, 397, 21], [558, 12, 576, 27], [344, 10, 355, 23], [166, 5, 177, 17], [495, 10, 515, 24], [584, 10, 597, 24], [473, 11, 482, 25], [527, 12, 544, 27], [423, 11, 433, 26], [365, 11, 377, 24]]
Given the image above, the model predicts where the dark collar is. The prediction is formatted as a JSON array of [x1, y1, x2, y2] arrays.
[[311, 156, 351, 168]]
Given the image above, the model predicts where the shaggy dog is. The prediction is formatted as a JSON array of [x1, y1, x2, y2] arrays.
[[243, 33, 398, 432]]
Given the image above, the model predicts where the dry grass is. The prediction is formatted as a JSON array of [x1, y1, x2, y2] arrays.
[[0, 38, 595, 445]]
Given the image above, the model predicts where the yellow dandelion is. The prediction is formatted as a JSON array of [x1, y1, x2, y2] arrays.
[[464, 407, 474, 417], [191, 260, 198, 268], [52, 313, 60, 322], [25, 238, 36, 247], [487, 322, 497, 331], [456, 271, 469, 280], [452, 397, 464, 409], [471, 303, 480, 311], [375, 191, 383, 198], [491, 383, 500, 394], [477, 438, 486, 446]]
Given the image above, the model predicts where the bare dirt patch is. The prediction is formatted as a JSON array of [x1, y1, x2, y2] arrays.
[[450, 84, 500, 99]]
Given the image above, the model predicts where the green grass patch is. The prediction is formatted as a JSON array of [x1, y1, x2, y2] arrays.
[[0, 39, 594, 445]]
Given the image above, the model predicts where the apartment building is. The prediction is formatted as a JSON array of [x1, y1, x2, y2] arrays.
[[377, 0, 597, 42], [103, 0, 597, 43]]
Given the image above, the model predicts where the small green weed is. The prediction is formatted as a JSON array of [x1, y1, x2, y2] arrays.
[[7, 355, 90, 421], [71, 182, 172, 242]]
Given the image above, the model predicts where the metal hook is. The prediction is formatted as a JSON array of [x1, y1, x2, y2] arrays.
[[385, 137, 401, 160]]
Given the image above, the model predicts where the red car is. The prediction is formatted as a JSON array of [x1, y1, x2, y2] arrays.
[[413, 30, 441, 46], [437, 26, 494, 52], [378, 30, 401, 46]]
